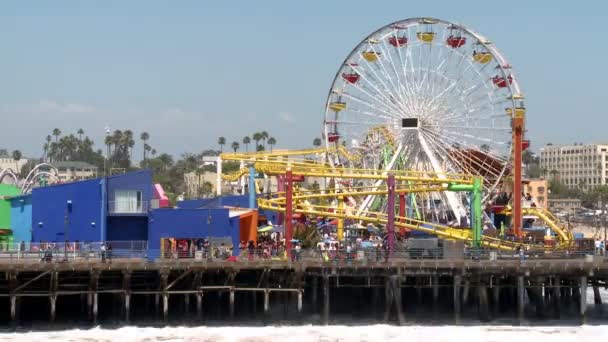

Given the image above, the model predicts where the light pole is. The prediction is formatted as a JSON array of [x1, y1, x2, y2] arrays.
[[64, 200, 72, 261], [104, 126, 110, 177]]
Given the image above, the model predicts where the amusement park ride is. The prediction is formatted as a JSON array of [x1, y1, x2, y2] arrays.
[[220, 17, 571, 253], [0, 163, 59, 194]]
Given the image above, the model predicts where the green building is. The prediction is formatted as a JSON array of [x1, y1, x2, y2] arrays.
[[0, 184, 21, 247]]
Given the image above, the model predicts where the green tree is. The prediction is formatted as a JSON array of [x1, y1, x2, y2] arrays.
[[218, 136, 226, 152], [313, 137, 322, 147], [77, 128, 84, 141], [242, 136, 251, 152], [11, 150, 22, 171], [52, 128, 61, 142], [267, 137, 276, 152], [140, 132, 150, 166], [260, 131, 269, 149], [252, 132, 263, 150], [231, 141, 240, 153]]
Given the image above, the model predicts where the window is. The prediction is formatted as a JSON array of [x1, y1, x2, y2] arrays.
[[537, 186, 545, 194], [114, 190, 143, 213]]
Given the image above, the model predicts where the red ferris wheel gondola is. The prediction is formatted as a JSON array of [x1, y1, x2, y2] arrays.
[[446, 36, 466, 48], [388, 35, 408, 47], [492, 75, 513, 88]]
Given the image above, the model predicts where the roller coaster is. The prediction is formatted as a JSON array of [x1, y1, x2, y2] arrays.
[[220, 149, 573, 252]]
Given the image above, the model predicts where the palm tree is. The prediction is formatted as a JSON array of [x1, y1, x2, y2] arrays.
[[480, 144, 490, 153], [77, 128, 84, 141], [52, 128, 61, 142], [11, 150, 22, 171], [231, 141, 240, 153], [140, 132, 150, 166], [242, 136, 251, 152], [261, 131, 269, 149], [218, 136, 226, 152], [313, 137, 322, 147], [267, 137, 276, 152], [151, 148, 157, 157], [252, 132, 263, 150]]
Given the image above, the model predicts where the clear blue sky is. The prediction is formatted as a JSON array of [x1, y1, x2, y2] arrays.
[[0, 0, 606, 159]]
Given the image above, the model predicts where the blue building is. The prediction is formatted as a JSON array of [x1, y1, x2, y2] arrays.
[[148, 207, 245, 257], [32, 170, 153, 243], [9, 194, 32, 243]]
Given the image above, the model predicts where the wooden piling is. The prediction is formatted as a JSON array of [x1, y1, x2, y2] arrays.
[[323, 274, 330, 325], [517, 275, 525, 324], [453, 275, 461, 324]]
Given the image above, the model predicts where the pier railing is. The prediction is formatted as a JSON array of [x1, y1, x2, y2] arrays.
[[0, 242, 604, 264], [0, 241, 148, 263]]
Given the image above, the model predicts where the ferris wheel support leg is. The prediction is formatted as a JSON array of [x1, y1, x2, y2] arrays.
[[387, 174, 396, 257], [285, 169, 293, 259], [337, 196, 345, 241], [248, 166, 256, 209], [512, 113, 525, 239]]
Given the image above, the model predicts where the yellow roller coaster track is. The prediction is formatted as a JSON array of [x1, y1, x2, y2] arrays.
[[220, 149, 573, 250]]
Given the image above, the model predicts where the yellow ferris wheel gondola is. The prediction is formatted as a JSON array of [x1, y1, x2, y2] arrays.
[[361, 50, 380, 62], [417, 32, 436, 43], [473, 51, 492, 64]]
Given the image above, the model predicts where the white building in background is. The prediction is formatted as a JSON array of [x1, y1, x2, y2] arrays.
[[539, 143, 608, 190], [50, 161, 98, 182], [0, 151, 28, 173]]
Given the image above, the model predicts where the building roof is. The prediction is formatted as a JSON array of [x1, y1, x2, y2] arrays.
[[52, 161, 98, 169]]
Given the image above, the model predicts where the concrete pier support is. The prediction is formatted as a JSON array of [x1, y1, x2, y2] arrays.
[[432, 275, 439, 309], [229, 289, 235, 319], [323, 274, 330, 325], [163, 294, 169, 323], [384, 277, 393, 322], [124, 293, 131, 323], [10, 295, 16, 325], [593, 285, 602, 305], [297, 290, 303, 313], [311, 276, 318, 313], [478, 285, 490, 321], [196, 292, 203, 320], [264, 289, 270, 316], [184, 294, 190, 314], [580, 276, 587, 323], [92, 293, 98, 324], [552, 276, 561, 319], [392, 276, 405, 325], [50, 295, 57, 323], [453, 275, 461, 324], [492, 277, 500, 316], [462, 279, 470, 305], [517, 275, 525, 324]]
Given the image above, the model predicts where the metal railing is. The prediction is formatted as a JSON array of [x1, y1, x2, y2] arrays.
[[108, 200, 149, 214], [0, 241, 604, 264], [0, 241, 148, 263]]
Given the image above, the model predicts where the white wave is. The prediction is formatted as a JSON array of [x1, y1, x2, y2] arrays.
[[2, 325, 608, 342]]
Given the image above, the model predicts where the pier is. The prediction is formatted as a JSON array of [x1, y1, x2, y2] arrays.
[[0, 256, 606, 326]]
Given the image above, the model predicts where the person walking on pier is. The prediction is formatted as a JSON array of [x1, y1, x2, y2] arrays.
[[100, 243, 106, 263]]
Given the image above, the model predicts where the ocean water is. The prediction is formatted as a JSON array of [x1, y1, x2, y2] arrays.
[[0, 325, 607, 342]]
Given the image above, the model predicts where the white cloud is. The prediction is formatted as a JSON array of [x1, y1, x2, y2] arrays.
[[35, 100, 98, 114], [278, 111, 297, 123]]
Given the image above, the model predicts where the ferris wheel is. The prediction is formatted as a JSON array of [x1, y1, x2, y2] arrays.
[[323, 17, 525, 220]]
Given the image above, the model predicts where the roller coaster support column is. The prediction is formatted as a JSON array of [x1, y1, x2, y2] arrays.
[[387, 173, 396, 256], [447, 177, 482, 248], [248, 165, 256, 209], [337, 195, 344, 241], [399, 193, 406, 234], [472, 177, 482, 247], [512, 109, 524, 239], [285, 168, 293, 258]]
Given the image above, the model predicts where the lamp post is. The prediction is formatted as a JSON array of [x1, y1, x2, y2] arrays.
[[64, 200, 72, 261], [104, 126, 110, 177]]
